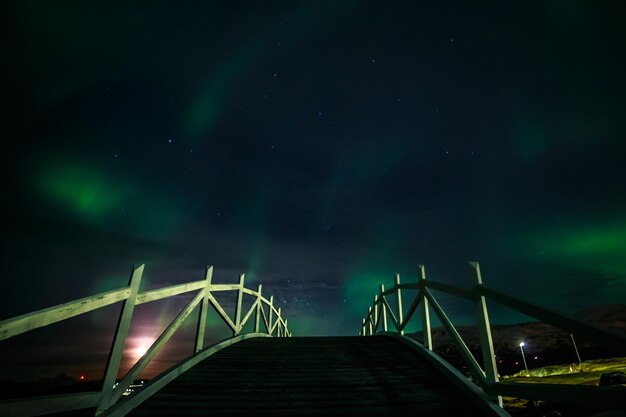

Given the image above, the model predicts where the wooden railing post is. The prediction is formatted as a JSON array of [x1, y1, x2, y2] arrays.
[[0, 264, 294, 417], [96, 265, 143, 415], [233, 274, 245, 336], [368, 306, 373, 335], [361, 318, 366, 336], [254, 284, 262, 333], [380, 284, 388, 332], [194, 266, 213, 353], [470, 262, 502, 407], [268, 296, 274, 336], [373, 294, 379, 333], [277, 307, 282, 336], [395, 273, 404, 335], [418, 265, 432, 350]]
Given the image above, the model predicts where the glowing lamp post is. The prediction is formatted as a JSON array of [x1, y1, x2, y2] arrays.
[[519, 341, 528, 371], [570, 334, 582, 365]]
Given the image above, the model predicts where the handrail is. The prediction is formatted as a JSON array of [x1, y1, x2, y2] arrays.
[[358, 262, 626, 411], [478, 286, 626, 355], [0, 287, 132, 340], [0, 264, 291, 417]]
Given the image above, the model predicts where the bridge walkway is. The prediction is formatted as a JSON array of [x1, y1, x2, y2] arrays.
[[128, 336, 489, 416]]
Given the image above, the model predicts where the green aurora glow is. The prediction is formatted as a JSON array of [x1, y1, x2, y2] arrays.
[[2, 1, 625, 347]]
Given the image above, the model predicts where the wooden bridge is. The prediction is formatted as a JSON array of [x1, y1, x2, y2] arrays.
[[1, 263, 624, 416], [126, 336, 498, 416]]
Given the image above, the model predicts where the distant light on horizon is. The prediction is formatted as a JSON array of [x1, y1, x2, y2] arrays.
[[135, 345, 148, 358]]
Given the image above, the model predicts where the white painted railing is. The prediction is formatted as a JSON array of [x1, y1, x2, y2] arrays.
[[0, 264, 290, 416], [359, 262, 626, 411]]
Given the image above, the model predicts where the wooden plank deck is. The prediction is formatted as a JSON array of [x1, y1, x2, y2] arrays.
[[128, 336, 488, 416]]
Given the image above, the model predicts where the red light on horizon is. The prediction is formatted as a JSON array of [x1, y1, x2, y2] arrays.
[[80, 375, 85, 380]]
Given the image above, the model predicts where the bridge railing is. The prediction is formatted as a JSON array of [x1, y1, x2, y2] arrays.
[[358, 262, 626, 411], [0, 264, 290, 417]]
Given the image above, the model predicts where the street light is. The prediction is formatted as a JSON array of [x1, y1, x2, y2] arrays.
[[570, 334, 582, 365], [519, 341, 528, 371]]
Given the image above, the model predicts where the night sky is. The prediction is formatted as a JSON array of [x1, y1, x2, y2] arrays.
[[2, 2, 626, 380]]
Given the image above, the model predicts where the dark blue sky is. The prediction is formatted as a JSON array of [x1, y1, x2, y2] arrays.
[[1, 1, 625, 379]]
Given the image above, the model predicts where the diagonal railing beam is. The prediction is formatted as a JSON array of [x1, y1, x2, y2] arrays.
[[111, 289, 205, 404], [254, 284, 262, 333], [239, 298, 260, 332], [0, 264, 292, 417], [194, 266, 213, 353], [381, 296, 400, 331], [359, 262, 626, 411], [259, 302, 270, 333], [398, 290, 422, 332], [97, 265, 143, 415], [423, 287, 487, 386], [372, 295, 379, 332], [206, 292, 237, 332], [270, 307, 282, 335]]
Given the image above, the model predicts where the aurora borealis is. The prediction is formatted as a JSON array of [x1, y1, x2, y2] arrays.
[[2, 2, 626, 379]]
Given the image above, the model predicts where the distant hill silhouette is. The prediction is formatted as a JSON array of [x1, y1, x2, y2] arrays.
[[409, 304, 626, 376], [575, 304, 626, 326]]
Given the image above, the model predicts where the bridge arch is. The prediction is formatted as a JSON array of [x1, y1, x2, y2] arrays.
[[0, 265, 290, 416]]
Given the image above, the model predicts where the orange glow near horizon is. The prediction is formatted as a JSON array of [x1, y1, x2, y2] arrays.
[[135, 345, 148, 358]]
